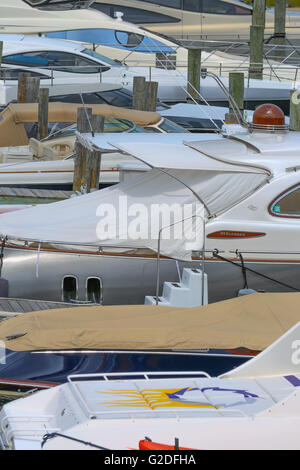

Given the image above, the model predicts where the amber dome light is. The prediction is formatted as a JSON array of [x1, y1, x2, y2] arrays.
[[253, 104, 285, 127]]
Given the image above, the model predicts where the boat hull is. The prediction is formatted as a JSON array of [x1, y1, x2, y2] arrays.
[[1, 246, 300, 304]]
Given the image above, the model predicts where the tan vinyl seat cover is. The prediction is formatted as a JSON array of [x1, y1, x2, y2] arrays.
[[0, 293, 300, 351]]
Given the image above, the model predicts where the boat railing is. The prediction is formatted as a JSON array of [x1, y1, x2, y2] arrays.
[[0, 414, 58, 445]]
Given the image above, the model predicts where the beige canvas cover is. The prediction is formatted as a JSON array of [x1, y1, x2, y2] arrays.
[[0, 103, 161, 147], [0, 293, 299, 352]]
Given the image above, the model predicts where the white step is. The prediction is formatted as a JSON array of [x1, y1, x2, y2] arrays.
[[144, 268, 208, 308]]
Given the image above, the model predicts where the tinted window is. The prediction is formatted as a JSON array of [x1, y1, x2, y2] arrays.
[[271, 186, 300, 217], [142, 0, 182, 8], [3, 51, 109, 74], [24, 1, 92, 10], [46, 29, 175, 53], [0, 68, 48, 80], [92, 4, 180, 24], [201, 0, 251, 15], [183, 0, 201, 12]]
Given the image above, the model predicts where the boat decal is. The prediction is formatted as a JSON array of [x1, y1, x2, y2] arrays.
[[284, 375, 300, 387], [97, 386, 264, 410], [97, 387, 218, 410]]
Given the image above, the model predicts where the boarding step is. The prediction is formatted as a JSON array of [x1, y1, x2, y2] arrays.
[[145, 268, 208, 308]]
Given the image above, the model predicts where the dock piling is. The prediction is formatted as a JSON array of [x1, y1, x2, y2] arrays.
[[187, 48, 202, 103], [74, 108, 104, 193], [289, 90, 300, 131], [133, 76, 159, 112], [249, 0, 266, 80], [17, 73, 40, 103], [225, 72, 244, 124], [38, 88, 49, 141]]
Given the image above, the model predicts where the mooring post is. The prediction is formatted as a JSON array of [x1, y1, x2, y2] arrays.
[[86, 114, 104, 192], [225, 72, 244, 124], [274, 0, 286, 62], [145, 81, 158, 112], [133, 76, 147, 111], [289, 90, 300, 131], [73, 107, 92, 192], [38, 88, 49, 141], [252, 0, 266, 27], [17, 73, 40, 103], [249, 0, 265, 80], [74, 108, 104, 193], [133, 76, 158, 111], [187, 48, 201, 103], [249, 25, 264, 80], [0, 41, 3, 67]]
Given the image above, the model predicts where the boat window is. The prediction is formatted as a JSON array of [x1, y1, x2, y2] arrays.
[[270, 185, 300, 217], [201, 0, 251, 15], [46, 29, 175, 54], [2, 52, 110, 74], [86, 277, 102, 304], [24, 1, 93, 10], [24, 122, 72, 140], [81, 49, 120, 67], [142, 0, 182, 9], [62, 276, 78, 302], [91, 4, 181, 24], [0, 69, 48, 80], [158, 118, 187, 133]]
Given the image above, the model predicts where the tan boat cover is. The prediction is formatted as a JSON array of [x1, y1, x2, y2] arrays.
[[0, 293, 299, 352], [0, 103, 161, 147]]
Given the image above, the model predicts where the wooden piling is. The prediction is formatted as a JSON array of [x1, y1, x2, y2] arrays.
[[0, 41, 3, 67], [225, 72, 244, 124], [86, 115, 104, 192], [133, 77, 147, 111], [274, 0, 286, 61], [252, 0, 266, 27], [289, 90, 300, 131], [38, 88, 49, 141], [187, 48, 201, 103], [73, 108, 104, 193], [133, 76, 159, 112], [17, 73, 40, 103], [145, 81, 158, 112], [249, 25, 264, 80]]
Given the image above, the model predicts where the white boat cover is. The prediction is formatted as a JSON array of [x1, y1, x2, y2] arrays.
[[0, 148, 267, 260]]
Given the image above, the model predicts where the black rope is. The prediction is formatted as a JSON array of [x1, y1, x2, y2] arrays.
[[213, 250, 300, 292], [238, 252, 248, 290], [41, 432, 110, 450]]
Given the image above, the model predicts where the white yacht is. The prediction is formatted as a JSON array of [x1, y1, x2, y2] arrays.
[[0, 34, 127, 106], [1, 321, 299, 450], [91, 0, 300, 39], [1, 106, 300, 304]]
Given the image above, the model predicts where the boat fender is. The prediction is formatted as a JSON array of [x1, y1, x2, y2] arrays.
[[139, 438, 196, 451], [238, 288, 257, 297]]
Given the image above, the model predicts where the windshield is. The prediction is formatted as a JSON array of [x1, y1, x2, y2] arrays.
[[82, 48, 120, 67]]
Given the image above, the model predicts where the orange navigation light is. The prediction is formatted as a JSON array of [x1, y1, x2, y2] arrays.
[[253, 104, 285, 127]]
